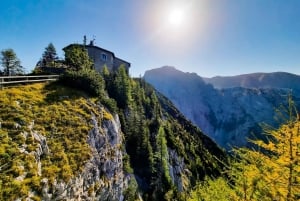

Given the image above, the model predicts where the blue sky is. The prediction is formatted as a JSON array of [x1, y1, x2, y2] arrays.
[[1, 0, 300, 77]]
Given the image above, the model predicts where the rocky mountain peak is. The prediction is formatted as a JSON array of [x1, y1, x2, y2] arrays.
[[203, 72, 300, 92], [144, 67, 300, 150]]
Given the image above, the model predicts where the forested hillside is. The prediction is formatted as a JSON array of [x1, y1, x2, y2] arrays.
[[0, 66, 225, 201], [145, 66, 300, 200], [144, 66, 300, 149], [188, 97, 300, 200]]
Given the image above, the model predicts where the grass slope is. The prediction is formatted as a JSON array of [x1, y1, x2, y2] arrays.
[[0, 83, 108, 200]]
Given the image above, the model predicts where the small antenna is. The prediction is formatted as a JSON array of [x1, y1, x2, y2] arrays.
[[92, 35, 96, 45], [83, 35, 87, 46], [89, 35, 96, 46]]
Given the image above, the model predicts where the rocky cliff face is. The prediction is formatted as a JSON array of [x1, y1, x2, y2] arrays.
[[144, 66, 300, 149], [0, 83, 225, 201], [0, 83, 136, 201], [168, 149, 189, 192], [22, 108, 130, 201]]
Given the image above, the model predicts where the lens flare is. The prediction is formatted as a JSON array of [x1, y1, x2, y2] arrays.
[[168, 9, 184, 26]]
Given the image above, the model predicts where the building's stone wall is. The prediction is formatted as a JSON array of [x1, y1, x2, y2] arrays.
[[64, 44, 130, 73], [113, 57, 130, 73], [86, 46, 114, 72]]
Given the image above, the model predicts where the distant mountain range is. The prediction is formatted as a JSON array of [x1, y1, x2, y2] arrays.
[[144, 66, 300, 149], [202, 72, 300, 92]]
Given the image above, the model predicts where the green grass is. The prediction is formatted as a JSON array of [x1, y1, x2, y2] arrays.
[[0, 83, 106, 200]]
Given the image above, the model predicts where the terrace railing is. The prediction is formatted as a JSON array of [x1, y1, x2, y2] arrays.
[[0, 75, 59, 89]]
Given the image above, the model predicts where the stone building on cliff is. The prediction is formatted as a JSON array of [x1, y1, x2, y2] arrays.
[[63, 40, 130, 73]]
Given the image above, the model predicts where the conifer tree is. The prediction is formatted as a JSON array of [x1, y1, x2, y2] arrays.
[[64, 45, 93, 71], [0, 49, 24, 75], [222, 97, 299, 200], [188, 96, 300, 201], [155, 126, 172, 189], [42, 43, 58, 67], [101, 65, 110, 79], [188, 177, 237, 201], [150, 91, 161, 120], [114, 65, 132, 108], [251, 96, 300, 200]]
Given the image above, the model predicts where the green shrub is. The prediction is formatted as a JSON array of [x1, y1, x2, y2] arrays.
[[123, 154, 133, 174], [100, 98, 118, 114], [59, 69, 105, 97], [123, 178, 138, 201]]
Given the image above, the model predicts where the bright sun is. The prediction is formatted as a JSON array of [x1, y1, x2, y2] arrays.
[[168, 9, 185, 26]]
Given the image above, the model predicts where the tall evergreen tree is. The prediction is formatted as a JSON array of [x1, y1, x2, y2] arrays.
[[64, 45, 93, 71], [42, 43, 58, 67], [101, 65, 111, 90], [0, 49, 24, 76], [154, 126, 172, 193], [114, 65, 132, 108]]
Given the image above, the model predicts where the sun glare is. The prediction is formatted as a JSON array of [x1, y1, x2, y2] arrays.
[[140, 0, 209, 54], [168, 9, 185, 26]]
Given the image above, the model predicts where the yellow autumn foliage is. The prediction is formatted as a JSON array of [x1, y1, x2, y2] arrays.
[[188, 97, 300, 201]]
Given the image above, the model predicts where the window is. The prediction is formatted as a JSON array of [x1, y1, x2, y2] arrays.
[[101, 53, 107, 61]]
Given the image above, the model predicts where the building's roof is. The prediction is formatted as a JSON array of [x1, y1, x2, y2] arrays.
[[114, 57, 131, 66], [85, 45, 116, 58], [63, 44, 130, 67]]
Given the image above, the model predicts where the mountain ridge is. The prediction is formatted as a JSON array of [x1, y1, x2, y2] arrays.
[[144, 66, 300, 149], [0, 68, 225, 201], [202, 71, 300, 91]]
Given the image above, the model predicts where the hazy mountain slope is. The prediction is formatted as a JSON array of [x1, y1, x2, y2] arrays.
[[144, 66, 217, 141], [203, 72, 300, 92], [144, 66, 298, 149], [0, 73, 225, 201]]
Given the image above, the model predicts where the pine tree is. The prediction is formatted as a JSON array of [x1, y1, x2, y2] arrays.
[[113, 65, 132, 109], [0, 49, 24, 76], [150, 91, 161, 120], [63, 45, 93, 71], [101, 65, 110, 79], [155, 126, 172, 189], [42, 43, 58, 67]]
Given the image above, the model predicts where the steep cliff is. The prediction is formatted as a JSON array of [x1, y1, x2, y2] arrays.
[[0, 84, 132, 201], [144, 66, 300, 149], [0, 69, 225, 201]]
